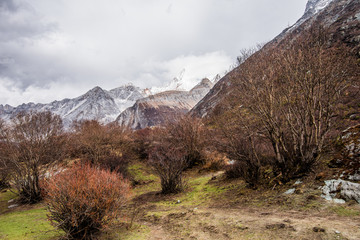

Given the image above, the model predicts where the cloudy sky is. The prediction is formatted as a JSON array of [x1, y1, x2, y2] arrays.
[[0, 0, 308, 106]]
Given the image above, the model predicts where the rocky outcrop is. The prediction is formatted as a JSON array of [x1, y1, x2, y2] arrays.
[[116, 78, 214, 129], [321, 179, 360, 203]]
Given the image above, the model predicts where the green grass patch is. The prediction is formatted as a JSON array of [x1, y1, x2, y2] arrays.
[[0, 190, 17, 202], [129, 162, 161, 196], [0, 190, 18, 214], [128, 162, 157, 183], [156, 174, 227, 207], [0, 206, 63, 240], [330, 206, 360, 217]]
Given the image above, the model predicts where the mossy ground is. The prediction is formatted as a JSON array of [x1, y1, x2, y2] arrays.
[[1, 161, 360, 239], [0, 206, 62, 240]]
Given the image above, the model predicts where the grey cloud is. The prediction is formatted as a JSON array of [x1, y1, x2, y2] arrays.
[[0, 0, 308, 106], [0, 0, 55, 41], [0, 0, 17, 12]]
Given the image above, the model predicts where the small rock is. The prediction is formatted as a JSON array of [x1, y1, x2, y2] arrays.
[[332, 198, 346, 204], [349, 173, 360, 181], [294, 180, 302, 185], [335, 230, 341, 234], [8, 204, 19, 209], [176, 200, 181, 204], [349, 114, 360, 120], [266, 223, 286, 230], [237, 226, 249, 230], [313, 227, 325, 232], [284, 188, 296, 195], [203, 225, 219, 233]]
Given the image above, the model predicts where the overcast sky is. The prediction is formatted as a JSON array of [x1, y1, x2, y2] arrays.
[[0, 0, 308, 106]]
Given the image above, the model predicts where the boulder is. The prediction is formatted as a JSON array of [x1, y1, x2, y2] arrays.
[[321, 179, 360, 203]]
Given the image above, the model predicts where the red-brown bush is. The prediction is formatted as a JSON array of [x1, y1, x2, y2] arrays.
[[43, 164, 131, 239]]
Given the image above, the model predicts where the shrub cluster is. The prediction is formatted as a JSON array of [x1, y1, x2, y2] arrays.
[[149, 144, 186, 194], [43, 164, 131, 239], [70, 120, 136, 179], [214, 27, 359, 186], [148, 116, 207, 194]]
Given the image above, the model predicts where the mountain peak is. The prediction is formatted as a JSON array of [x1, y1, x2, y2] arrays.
[[89, 86, 103, 92], [191, 78, 213, 92], [305, 0, 334, 16]]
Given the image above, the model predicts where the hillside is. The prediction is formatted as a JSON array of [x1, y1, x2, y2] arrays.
[[191, 0, 360, 119]]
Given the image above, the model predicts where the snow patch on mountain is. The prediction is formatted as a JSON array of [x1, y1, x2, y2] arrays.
[[286, 0, 334, 32], [0, 84, 145, 128]]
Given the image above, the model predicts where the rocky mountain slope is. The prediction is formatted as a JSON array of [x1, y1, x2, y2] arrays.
[[0, 77, 214, 129], [0, 84, 144, 128], [116, 78, 214, 129], [191, 0, 360, 118]]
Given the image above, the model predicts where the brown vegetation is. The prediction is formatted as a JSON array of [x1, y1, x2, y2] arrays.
[[0, 111, 65, 203], [221, 27, 359, 183], [43, 163, 131, 239], [70, 120, 135, 178]]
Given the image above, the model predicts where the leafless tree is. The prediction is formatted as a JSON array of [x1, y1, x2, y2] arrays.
[[236, 43, 264, 66], [1, 111, 65, 203], [232, 28, 359, 181], [214, 106, 270, 187], [0, 119, 10, 189], [70, 120, 135, 177], [164, 116, 208, 168], [149, 142, 187, 194]]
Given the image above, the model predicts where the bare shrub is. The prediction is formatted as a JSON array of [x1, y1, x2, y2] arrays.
[[149, 142, 186, 194], [0, 119, 10, 189], [133, 127, 153, 161], [202, 151, 227, 172], [214, 108, 270, 187], [1, 112, 65, 203], [164, 116, 208, 168], [147, 116, 208, 194], [70, 121, 135, 178], [43, 164, 131, 240]]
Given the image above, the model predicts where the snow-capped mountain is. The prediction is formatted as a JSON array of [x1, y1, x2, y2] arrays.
[[0, 84, 145, 128], [276, 0, 334, 40], [0, 76, 215, 129], [116, 78, 214, 129]]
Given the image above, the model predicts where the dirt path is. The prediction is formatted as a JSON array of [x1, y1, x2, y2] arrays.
[[140, 206, 360, 240]]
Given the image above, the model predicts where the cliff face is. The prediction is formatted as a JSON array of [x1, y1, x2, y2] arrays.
[[190, 0, 360, 118], [116, 78, 214, 129]]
